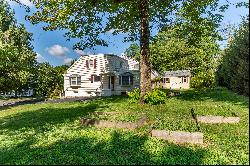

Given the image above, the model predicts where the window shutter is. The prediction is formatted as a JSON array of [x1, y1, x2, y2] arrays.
[[94, 59, 97, 69], [86, 60, 89, 68], [91, 75, 93, 83]]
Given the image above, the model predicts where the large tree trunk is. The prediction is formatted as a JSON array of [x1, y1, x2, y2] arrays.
[[139, 0, 151, 104]]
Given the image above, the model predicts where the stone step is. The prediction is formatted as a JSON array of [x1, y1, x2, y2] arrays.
[[197, 116, 240, 124], [151, 130, 203, 144]]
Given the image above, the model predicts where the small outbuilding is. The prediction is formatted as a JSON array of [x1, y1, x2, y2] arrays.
[[152, 70, 191, 90]]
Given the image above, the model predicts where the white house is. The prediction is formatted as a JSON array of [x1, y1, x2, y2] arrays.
[[152, 70, 191, 90], [64, 54, 140, 97]]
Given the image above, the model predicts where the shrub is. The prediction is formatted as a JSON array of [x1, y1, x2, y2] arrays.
[[128, 88, 141, 103], [128, 88, 167, 104], [191, 71, 216, 89], [144, 89, 167, 105]]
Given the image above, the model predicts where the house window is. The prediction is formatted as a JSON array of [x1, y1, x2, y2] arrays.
[[163, 78, 170, 83], [119, 75, 133, 86], [120, 61, 124, 68], [134, 64, 139, 70], [70, 76, 81, 86], [181, 76, 188, 83], [86, 59, 96, 69], [183, 77, 187, 83], [91, 75, 101, 83], [94, 75, 101, 82], [89, 60, 94, 68]]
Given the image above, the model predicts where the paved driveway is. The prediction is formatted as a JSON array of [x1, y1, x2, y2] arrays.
[[0, 97, 98, 109]]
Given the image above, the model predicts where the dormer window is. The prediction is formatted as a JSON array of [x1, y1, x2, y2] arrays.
[[89, 60, 94, 67], [86, 59, 97, 69]]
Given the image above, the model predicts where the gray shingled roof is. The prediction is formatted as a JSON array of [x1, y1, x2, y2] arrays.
[[163, 70, 191, 77]]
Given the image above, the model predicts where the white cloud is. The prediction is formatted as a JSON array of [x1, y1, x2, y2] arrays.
[[36, 53, 46, 63], [63, 58, 73, 65], [19, 0, 33, 6], [106, 29, 125, 34], [6, 0, 33, 7], [74, 49, 92, 55], [46, 44, 69, 57], [74, 49, 85, 55], [107, 29, 116, 33]]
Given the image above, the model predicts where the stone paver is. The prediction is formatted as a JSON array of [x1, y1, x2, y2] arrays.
[[197, 116, 240, 124], [94, 111, 118, 116], [151, 130, 203, 144], [136, 114, 148, 127], [80, 118, 137, 130]]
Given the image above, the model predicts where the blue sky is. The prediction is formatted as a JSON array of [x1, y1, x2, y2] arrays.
[[6, 0, 249, 66]]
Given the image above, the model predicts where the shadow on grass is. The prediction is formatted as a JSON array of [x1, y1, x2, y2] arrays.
[[0, 131, 206, 165], [0, 95, 130, 134], [95, 95, 128, 104], [0, 102, 100, 132], [176, 87, 249, 108]]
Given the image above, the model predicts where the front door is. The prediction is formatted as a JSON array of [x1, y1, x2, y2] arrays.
[[109, 76, 115, 91]]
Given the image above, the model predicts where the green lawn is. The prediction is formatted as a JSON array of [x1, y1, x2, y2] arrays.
[[0, 87, 249, 165]]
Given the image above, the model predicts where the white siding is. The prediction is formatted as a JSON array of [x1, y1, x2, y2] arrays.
[[64, 54, 140, 97]]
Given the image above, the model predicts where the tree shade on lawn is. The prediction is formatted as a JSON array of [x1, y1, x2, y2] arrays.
[[0, 87, 248, 164]]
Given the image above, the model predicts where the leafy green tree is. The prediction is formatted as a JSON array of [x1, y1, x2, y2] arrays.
[[217, 16, 249, 96], [124, 43, 140, 61], [32, 63, 56, 97], [20, 0, 227, 102], [0, 0, 36, 95], [52, 65, 69, 98], [150, 27, 220, 88], [31, 63, 69, 98], [125, 25, 220, 88]]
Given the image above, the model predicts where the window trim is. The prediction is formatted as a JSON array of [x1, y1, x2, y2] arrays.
[[91, 75, 101, 83], [70, 76, 81, 86], [119, 75, 133, 86], [183, 77, 187, 83], [86, 59, 97, 69], [89, 59, 94, 68], [163, 77, 170, 83]]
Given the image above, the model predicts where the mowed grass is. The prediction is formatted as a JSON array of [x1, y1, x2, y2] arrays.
[[0, 87, 248, 165]]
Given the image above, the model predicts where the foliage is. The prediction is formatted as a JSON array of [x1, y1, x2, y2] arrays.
[[128, 88, 167, 105], [124, 43, 140, 61], [21, 0, 226, 49], [216, 16, 249, 96], [15, 0, 228, 102], [191, 71, 216, 89], [31, 63, 68, 98], [128, 88, 141, 103], [0, 88, 249, 164], [151, 27, 220, 89], [125, 26, 220, 89], [144, 88, 167, 105], [0, 0, 36, 94]]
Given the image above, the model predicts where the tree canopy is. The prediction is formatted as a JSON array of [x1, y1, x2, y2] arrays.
[[217, 16, 249, 96], [125, 24, 220, 89], [12, 0, 228, 102], [0, 0, 36, 94]]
